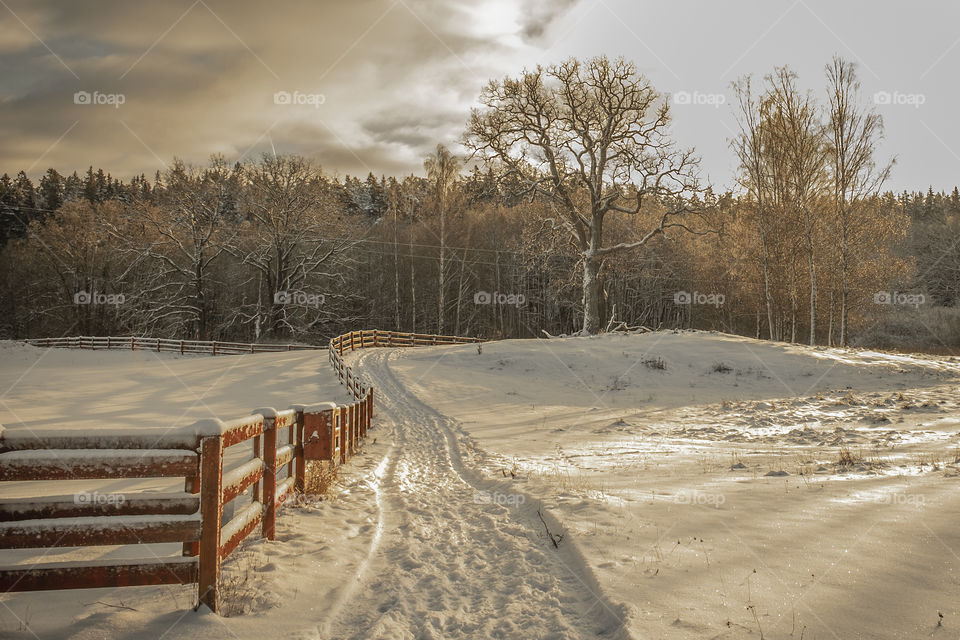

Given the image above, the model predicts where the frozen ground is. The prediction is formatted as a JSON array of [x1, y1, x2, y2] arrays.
[[2, 332, 960, 639]]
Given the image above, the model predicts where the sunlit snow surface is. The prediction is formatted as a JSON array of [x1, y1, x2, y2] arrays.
[[383, 331, 960, 639], [2, 332, 960, 639]]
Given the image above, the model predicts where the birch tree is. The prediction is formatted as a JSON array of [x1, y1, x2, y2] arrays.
[[466, 56, 701, 334], [765, 67, 828, 345], [732, 76, 777, 339], [423, 144, 460, 334], [825, 56, 892, 345]]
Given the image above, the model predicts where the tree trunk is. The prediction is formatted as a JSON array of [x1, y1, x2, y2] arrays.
[[790, 269, 798, 343], [254, 273, 263, 340], [754, 201, 776, 340], [759, 228, 776, 340], [828, 289, 834, 346], [582, 254, 602, 334], [839, 199, 849, 346], [409, 235, 416, 333], [394, 206, 400, 330], [495, 251, 503, 336], [438, 202, 446, 334], [194, 258, 205, 340], [806, 209, 817, 346], [454, 249, 466, 335]]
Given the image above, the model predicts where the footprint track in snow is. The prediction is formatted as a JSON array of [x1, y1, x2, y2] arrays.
[[323, 348, 630, 640]]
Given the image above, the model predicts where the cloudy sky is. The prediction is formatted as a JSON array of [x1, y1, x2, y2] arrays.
[[1, 0, 958, 192]]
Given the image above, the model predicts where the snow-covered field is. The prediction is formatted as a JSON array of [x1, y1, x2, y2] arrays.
[[2, 332, 960, 639]]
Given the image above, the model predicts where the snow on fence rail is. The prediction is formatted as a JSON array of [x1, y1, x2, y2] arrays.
[[1, 329, 481, 613], [24, 335, 321, 355]]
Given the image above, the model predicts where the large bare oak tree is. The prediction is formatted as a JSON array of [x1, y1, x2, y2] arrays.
[[465, 56, 701, 334]]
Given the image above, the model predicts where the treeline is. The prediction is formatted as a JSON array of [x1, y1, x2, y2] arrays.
[[0, 155, 553, 342], [0, 155, 956, 350]]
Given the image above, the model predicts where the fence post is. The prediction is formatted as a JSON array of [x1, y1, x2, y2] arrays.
[[359, 401, 366, 441], [131, 337, 135, 351], [358, 400, 363, 442], [350, 404, 356, 456], [180, 340, 185, 355], [262, 415, 277, 541], [213, 341, 217, 356], [331, 408, 339, 463], [364, 391, 371, 435], [293, 409, 305, 492], [342, 406, 350, 461], [339, 407, 348, 464], [351, 404, 358, 453], [290, 407, 307, 493], [198, 434, 223, 613], [183, 444, 201, 557], [286, 412, 295, 479], [252, 433, 261, 504]]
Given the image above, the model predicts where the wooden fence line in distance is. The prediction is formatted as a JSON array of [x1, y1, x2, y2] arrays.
[[24, 336, 321, 356]]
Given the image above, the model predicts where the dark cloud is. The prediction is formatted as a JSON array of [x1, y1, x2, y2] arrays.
[[517, 0, 579, 39], [0, 0, 533, 179]]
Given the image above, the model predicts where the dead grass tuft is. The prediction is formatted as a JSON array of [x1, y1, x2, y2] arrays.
[[837, 447, 864, 466], [302, 460, 338, 498]]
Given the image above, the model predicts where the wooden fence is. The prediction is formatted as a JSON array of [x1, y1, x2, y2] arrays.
[[1, 329, 480, 612], [25, 336, 319, 356]]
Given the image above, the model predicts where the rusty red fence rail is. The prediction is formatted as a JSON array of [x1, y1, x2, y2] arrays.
[[1, 329, 481, 612]]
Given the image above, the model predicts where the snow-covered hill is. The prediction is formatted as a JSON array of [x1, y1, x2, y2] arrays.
[[379, 331, 960, 639]]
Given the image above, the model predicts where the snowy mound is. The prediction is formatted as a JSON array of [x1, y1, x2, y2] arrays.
[[389, 330, 960, 412]]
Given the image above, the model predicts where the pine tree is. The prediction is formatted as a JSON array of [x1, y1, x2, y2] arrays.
[[39, 168, 65, 212]]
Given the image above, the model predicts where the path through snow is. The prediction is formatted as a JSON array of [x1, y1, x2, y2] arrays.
[[323, 348, 629, 640]]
